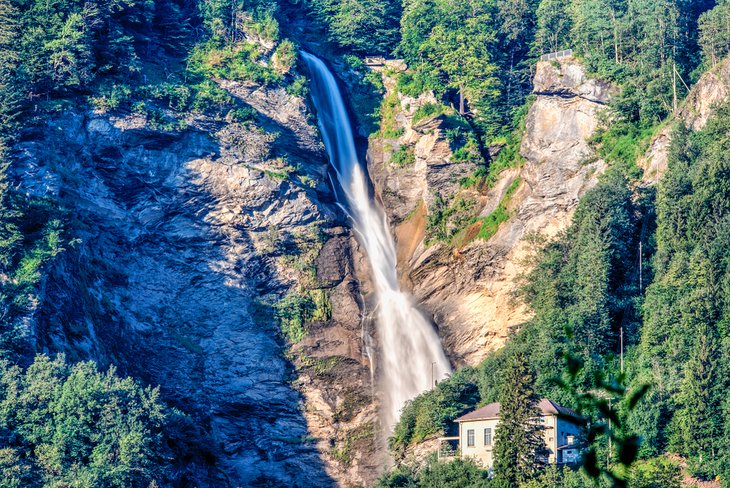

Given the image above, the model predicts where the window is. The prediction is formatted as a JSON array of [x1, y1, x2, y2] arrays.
[[484, 428, 492, 446], [467, 429, 475, 447], [567, 435, 574, 445]]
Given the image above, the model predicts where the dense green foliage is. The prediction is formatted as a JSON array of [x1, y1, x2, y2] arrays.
[[631, 102, 730, 480], [0, 354, 191, 487], [306, 0, 401, 54]]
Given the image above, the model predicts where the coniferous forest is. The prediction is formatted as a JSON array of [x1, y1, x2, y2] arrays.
[[1, 0, 730, 485]]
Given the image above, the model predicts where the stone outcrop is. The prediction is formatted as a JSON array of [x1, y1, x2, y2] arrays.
[[640, 55, 730, 184], [15, 78, 379, 486], [368, 57, 613, 366]]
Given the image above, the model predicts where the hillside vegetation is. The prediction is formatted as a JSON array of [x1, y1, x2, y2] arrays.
[[3, 0, 730, 485]]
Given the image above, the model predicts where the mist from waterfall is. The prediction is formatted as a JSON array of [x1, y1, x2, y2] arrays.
[[301, 51, 451, 431]]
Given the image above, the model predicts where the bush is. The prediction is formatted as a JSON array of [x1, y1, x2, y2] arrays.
[[396, 71, 431, 97], [273, 39, 296, 75], [287, 75, 309, 97], [275, 289, 331, 343], [391, 145, 415, 167], [629, 457, 682, 488], [412, 102, 446, 125], [379, 92, 404, 138], [0, 354, 181, 487], [90, 83, 132, 112], [189, 41, 281, 86], [140, 83, 192, 111]]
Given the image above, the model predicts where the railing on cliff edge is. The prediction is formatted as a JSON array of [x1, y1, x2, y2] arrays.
[[540, 49, 573, 61]]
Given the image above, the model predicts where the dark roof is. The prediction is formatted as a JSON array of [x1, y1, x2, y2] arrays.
[[454, 399, 583, 423]]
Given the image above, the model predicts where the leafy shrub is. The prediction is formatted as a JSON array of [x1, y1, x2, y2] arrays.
[[391, 145, 415, 167], [412, 102, 446, 125], [275, 289, 331, 344], [379, 92, 404, 138], [629, 457, 682, 488], [396, 71, 431, 97], [0, 354, 183, 487], [287, 76, 309, 97], [273, 39, 296, 75], [245, 10, 280, 42], [140, 83, 192, 111], [189, 41, 281, 86], [389, 368, 479, 457], [90, 83, 132, 112], [191, 80, 233, 113], [226, 106, 256, 123]]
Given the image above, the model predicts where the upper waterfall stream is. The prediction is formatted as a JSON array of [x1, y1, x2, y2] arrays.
[[301, 52, 451, 430]]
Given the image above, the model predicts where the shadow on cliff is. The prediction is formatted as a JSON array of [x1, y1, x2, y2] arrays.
[[19, 111, 336, 487]]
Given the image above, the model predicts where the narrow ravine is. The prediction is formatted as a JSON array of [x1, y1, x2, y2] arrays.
[[301, 52, 451, 431]]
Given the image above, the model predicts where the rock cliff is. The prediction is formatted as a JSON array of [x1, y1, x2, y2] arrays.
[[368, 57, 613, 366], [640, 55, 730, 184], [14, 77, 379, 486]]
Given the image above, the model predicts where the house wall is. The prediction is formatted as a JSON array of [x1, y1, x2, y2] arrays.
[[458, 418, 500, 469], [458, 415, 584, 467], [541, 414, 558, 463], [555, 418, 583, 464]]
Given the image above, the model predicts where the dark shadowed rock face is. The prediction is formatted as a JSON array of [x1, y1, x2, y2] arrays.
[[14, 82, 377, 486]]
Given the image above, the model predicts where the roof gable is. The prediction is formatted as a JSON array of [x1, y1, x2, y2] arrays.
[[454, 399, 583, 423]]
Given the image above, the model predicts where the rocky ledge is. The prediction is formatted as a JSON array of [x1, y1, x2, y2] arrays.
[[368, 57, 613, 366]]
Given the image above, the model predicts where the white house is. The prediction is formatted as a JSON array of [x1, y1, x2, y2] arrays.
[[438, 398, 584, 469]]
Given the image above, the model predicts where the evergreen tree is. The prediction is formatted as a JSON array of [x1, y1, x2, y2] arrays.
[[534, 0, 572, 53], [698, 0, 730, 67], [492, 352, 545, 485], [0, 0, 20, 135], [669, 323, 723, 472]]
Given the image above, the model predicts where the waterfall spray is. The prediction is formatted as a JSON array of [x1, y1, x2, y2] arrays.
[[301, 52, 451, 431]]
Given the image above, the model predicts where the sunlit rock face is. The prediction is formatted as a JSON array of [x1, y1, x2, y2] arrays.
[[14, 80, 379, 486], [368, 57, 613, 367], [640, 55, 730, 185]]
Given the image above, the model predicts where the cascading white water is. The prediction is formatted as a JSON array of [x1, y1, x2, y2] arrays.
[[301, 52, 451, 431]]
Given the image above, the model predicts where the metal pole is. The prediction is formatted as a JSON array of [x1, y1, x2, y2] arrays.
[[620, 327, 624, 374], [639, 240, 643, 293]]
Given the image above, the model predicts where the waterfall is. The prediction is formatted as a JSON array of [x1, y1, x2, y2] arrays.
[[300, 51, 451, 431]]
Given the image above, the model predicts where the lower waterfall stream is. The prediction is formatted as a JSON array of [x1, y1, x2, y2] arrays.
[[301, 52, 451, 431]]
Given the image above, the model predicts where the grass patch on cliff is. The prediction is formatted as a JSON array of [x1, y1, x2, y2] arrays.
[[188, 41, 282, 86], [447, 178, 521, 249], [275, 289, 332, 344], [331, 422, 377, 467], [425, 194, 478, 245], [390, 145, 415, 167], [475, 178, 521, 241], [412, 102, 446, 125], [378, 91, 403, 139], [590, 119, 660, 177], [461, 96, 534, 190], [299, 355, 342, 377]]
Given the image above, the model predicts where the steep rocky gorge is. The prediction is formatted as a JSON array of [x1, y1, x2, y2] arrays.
[[14, 74, 380, 486], [368, 57, 614, 366]]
